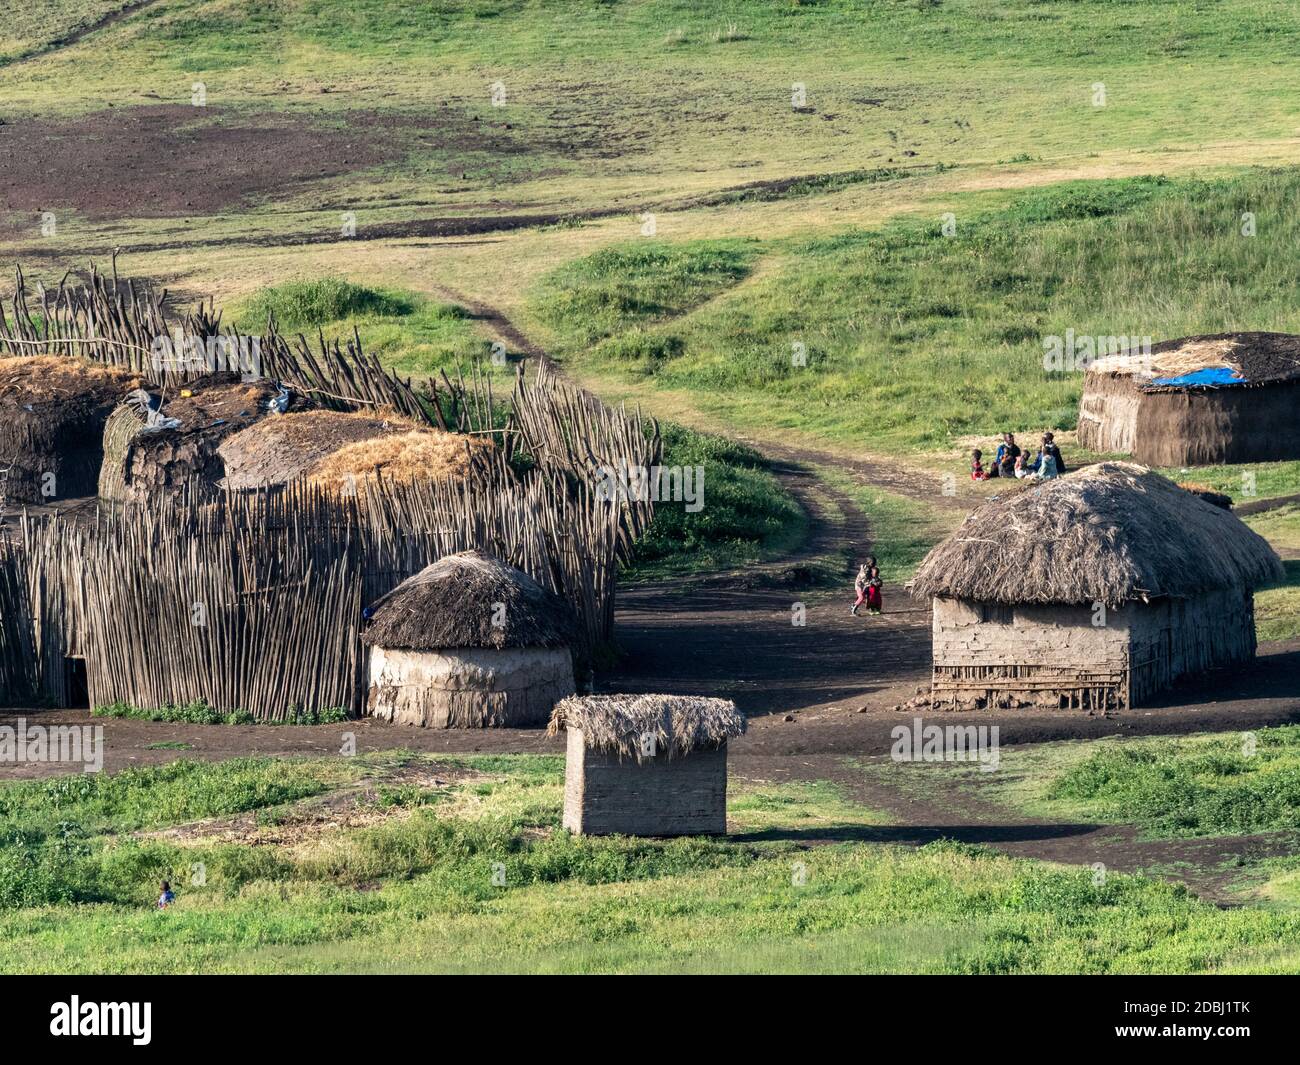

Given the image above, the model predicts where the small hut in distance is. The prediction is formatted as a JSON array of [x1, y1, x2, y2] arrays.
[[1077, 332, 1300, 465], [549, 694, 746, 836], [363, 550, 578, 728], [910, 463, 1284, 713], [0, 356, 138, 505]]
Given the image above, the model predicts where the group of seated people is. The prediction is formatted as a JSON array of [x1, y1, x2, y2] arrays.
[[971, 432, 1066, 481]]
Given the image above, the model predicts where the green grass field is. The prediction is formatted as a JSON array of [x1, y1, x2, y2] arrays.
[[4, 751, 1300, 974], [4, 0, 1300, 976], [526, 171, 1300, 456], [870, 724, 1300, 843]]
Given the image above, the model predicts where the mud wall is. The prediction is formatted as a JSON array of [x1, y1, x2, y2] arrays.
[[931, 597, 1130, 710], [562, 729, 728, 836], [1078, 374, 1300, 465], [366, 645, 574, 728], [1127, 588, 1258, 704]]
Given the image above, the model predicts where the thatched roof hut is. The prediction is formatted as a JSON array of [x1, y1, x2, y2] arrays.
[[363, 550, 577, 727], [549, 693, 745, 836], [0, 356, 138, 505], [98, 375, 300, 502], [1077, 332, 1300, 465], [912, 463, 1284, 712], [217, 409, 491, 491]]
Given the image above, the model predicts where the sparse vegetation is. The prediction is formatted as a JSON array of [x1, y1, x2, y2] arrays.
[[1048, 727, 1300, 838], [5, 755, 1300, 973], [93, 701, 350, 726]]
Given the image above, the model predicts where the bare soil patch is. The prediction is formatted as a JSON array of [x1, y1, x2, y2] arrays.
[[0, 104, 538, 225]]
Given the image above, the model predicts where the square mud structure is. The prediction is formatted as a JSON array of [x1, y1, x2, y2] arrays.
[[930, 589, 1259, 712], [911, 463, 1284, 714], [562, 728, 729, 837]]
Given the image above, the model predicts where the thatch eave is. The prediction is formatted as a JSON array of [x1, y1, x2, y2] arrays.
[[548, 693, 745, 762], [910, 463, 1285, 609]]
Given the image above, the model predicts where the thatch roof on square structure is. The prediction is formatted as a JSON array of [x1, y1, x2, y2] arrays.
[[909, 463, 1284, 608], [549, 693, 745, 762]]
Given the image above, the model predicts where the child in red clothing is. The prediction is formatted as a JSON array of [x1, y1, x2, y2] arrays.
[[971, 449, 988, 481], [851, 556, 879, 616], [864, 564, 883, 615]]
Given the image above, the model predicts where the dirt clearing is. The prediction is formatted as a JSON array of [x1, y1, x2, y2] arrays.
[[0, 104, 539, 223]]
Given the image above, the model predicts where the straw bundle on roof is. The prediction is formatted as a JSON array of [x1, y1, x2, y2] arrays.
[[548, 693, 745, 762], [910, 462, 1284, 608], [218, 408, 418, 489], [307, 428, 492, 490], [363, 549, 576, 652]]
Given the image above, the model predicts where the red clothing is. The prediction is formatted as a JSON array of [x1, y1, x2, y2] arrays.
[[866, 585, 882, 610]]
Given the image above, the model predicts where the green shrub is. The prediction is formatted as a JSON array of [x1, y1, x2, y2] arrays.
[[624, 422, 804, 577], [238, 279, 416, 330]]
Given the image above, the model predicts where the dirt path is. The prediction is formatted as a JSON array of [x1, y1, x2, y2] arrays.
[[1237, 492, 1300, 517], [2, 0, 163, 69]]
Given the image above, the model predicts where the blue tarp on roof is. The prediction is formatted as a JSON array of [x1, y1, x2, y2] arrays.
[[1150, 366, 1246, 388]]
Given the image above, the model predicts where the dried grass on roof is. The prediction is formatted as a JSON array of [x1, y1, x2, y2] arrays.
[[910, 462, 1284, 607], [548, 693, 745, 762], [307, 428, 493, 490]]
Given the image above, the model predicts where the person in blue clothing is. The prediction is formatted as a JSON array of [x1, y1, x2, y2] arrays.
[[1040, 432, 1067, 475], [991, 433, 1009, 478], [158, 881, 175, 909]]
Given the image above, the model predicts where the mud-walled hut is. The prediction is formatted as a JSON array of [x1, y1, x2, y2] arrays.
[[1077, 332, 1300, 465], [363, 550, 578, 728], [910, 463, 1284, 713], [549, 693, 745, 836]]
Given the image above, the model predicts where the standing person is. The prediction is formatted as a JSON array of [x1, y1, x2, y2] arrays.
[[851, 562, 868, 616], [865, 563, 883, 615], [1041, 432, 1067, 475], [158, 881, 175, 909]]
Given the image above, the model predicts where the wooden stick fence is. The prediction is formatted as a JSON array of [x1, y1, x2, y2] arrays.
[[0, 264, 661, 715]]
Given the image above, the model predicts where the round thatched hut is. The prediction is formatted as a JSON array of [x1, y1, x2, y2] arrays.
[[910, 463, 1284, 713], [217, 409, 490, 491], [362, 550, 577, 728], [98, 375, 303, 503], [1077, 332, 1300, 465], [548, 693, 746, 836], [0, 357, 137, 505]]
